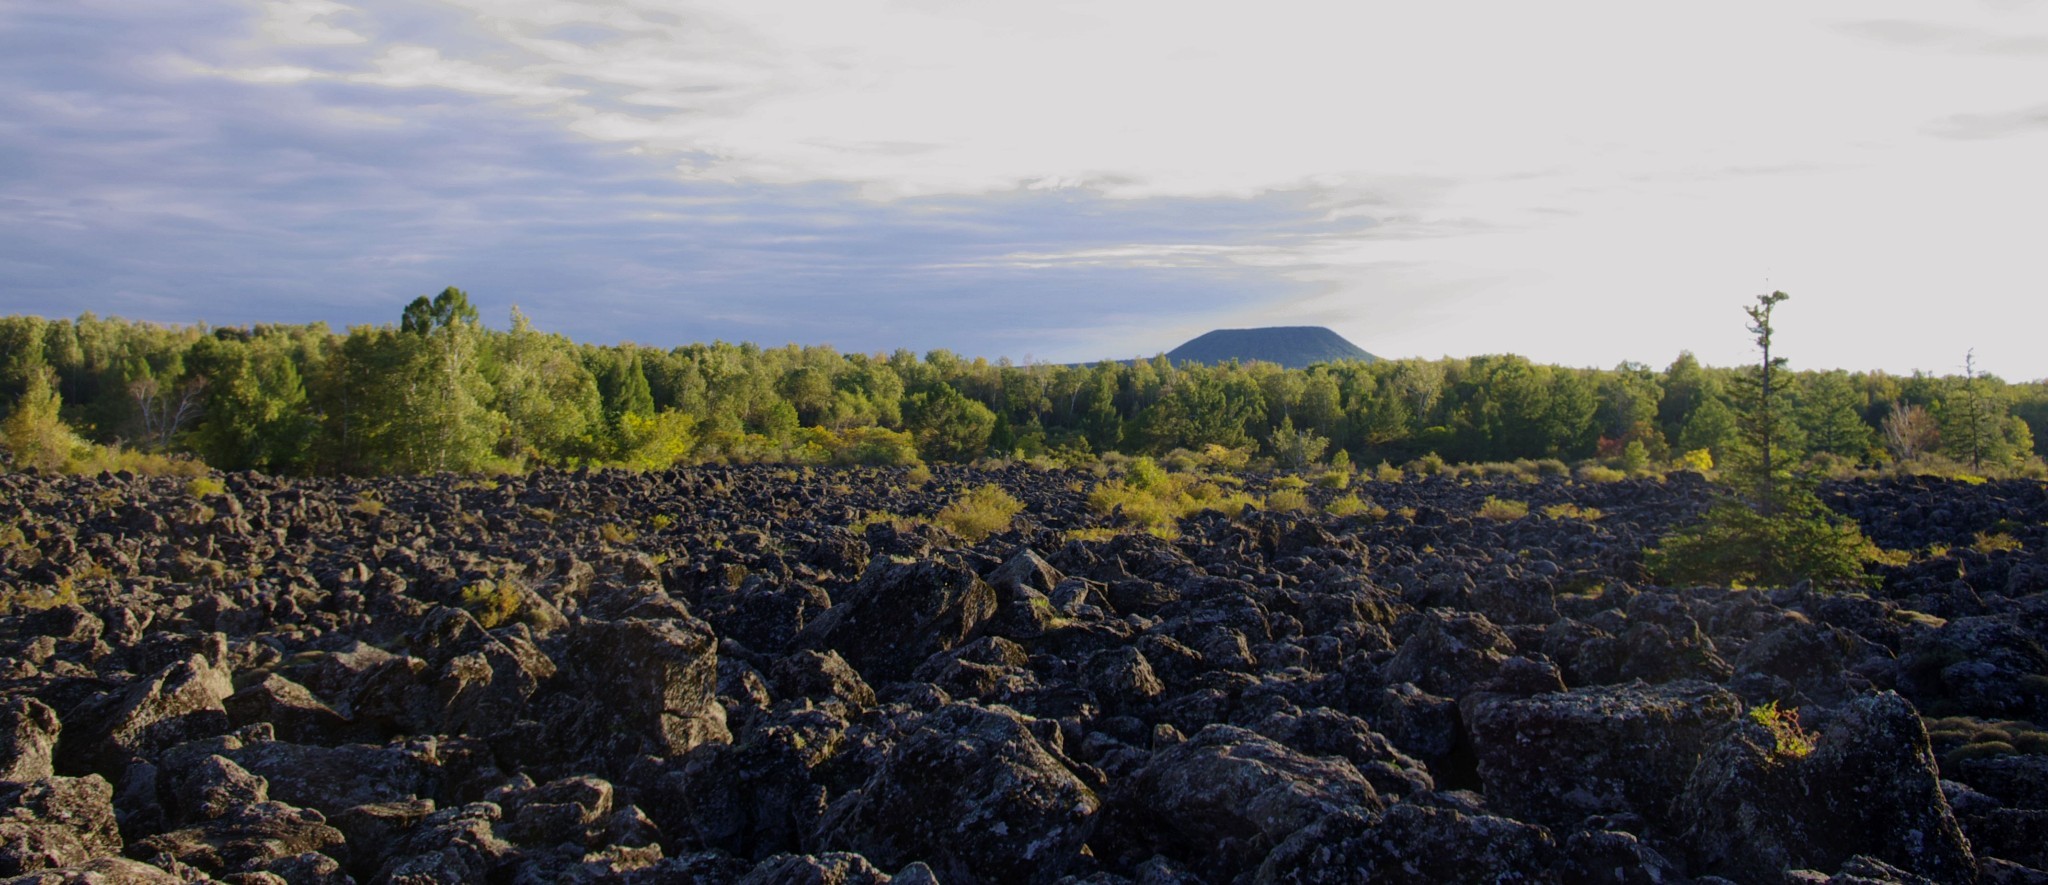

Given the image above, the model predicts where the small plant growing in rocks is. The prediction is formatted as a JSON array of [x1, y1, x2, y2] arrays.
[[458, 579, 523, 629], [1749, 701, 1817, 759], [1477, 496, 1530, 520], [935, 484, 1024, 541]]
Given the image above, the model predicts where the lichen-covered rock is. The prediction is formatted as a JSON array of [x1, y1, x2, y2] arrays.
[[803, 556, 997, 683], [1467, 679, 1740, 832], [772, 650, 878, 709], [225, 740, 437, 817], [123, 756, 345, 881], [815, 703, 1097, 884], [0, 776, 121, 877], [60, 655, 232, 776], [1248, 706, 1434, 800], [1379, 610, 1515, 697], [1104, 724, 1380, 881], [1675, 691, 1975, 883], [222, 673, 354, 745], [1254, 802, 1559, 883], [0, 698, 60, 783], [568, 614, 728, 755]]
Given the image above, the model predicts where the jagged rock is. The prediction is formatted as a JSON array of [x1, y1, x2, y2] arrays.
[[1466, 679, 1740, 832], [373, 802, 516, 884], [1249, 706, 1434, 800], [489, 775, 615, 847], [772, 650, 877, 709], [803, 556, 998, 683], [738, 851, 895, 884], [0, 699, 60, 783], [60, 655, 232, 777], [568, 615, 729, 755], [124, 756, 345, 881], [0, 856, 183, 883], [1901, 616, 2048, 721], [0, 776, 121, 877], [1675, 691, 1975, 882], [1080, 647, 1165, 713], [224, 740, 436, 817], [222, 674, 354, 745], [1254, 802, 1559, 883], [1379, 610, 1515, 696], [1104, 724, 1380, 881], [816, 703, 1098, 884]]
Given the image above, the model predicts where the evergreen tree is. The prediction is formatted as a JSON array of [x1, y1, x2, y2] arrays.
[[1796, 369, 1876, 460], [1648, 293, 1869, 589]]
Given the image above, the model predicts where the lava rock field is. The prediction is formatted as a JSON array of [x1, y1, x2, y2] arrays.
[[2, 465, 2046, 883]]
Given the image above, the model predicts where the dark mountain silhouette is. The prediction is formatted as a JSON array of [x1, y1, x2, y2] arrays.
[[1164, 326, 1378, 369]]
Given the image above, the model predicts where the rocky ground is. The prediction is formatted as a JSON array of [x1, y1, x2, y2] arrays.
[[1, 464, 2045, 884]]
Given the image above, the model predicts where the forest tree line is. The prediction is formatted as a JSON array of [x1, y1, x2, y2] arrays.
[[1, 288, 2043, 477]]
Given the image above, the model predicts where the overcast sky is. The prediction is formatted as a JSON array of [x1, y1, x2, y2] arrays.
[[4, 1, 2046, 377]]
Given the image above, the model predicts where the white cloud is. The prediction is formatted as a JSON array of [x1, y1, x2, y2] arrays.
[[104, 1, 2048, 374]]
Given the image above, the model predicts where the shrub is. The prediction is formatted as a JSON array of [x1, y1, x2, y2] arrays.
[[1646, 494, 1870, 589], [1405, 452, 1447, 476], [1476, 496, 1529, 520], [458, 580, 523, 629], [1060, 527, 1123, 544], [1576, 465, 1628, 484], [1974, 532, 2023, 554], [1749, 701, 1817, 758], [0, 578, 80, 616], [1314, 469, 1352, 490], [599, 523, 637, 545], [935, 484, 1025, 542], [1677, 448, 1714, 473], [1265, 488, 1310, 513], [1126, 456, 1169, 491], [185, 477, 226, 498], [903, 464, 935, 488], [1270, 475, 1308, 491], [851, 511, 929, 535], [1326, 495, 1387, 520], [1374, 461, 1404, 483], [1541, 503, 1603, 521]]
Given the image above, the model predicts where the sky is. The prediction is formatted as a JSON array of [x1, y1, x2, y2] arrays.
[[3, 1, 2046, 378]]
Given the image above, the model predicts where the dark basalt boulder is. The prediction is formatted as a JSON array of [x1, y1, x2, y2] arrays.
[[1102, 724, 1381, 881], [1254, 801, 1560, 884], [1675, 691, 1975, 883], [1900, 616, 2048, 721], [1379, 610, 1516, 697], [0, 775, 122, 877], [803, 555, 998, 683], [124, 755, 348, 881], [58, 655, 233, 778], [814, 703, 1098, 884], [0, 698, 61, 782], [1466, 679, 1741, 833], [567, 614, 728, 756]]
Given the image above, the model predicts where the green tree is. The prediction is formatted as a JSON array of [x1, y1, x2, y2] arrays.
[[494, 308, 602, 466], [1796, 369, 1876, 461], [1648, 293, 1869, 589], [0, 368, 80, 471], [905, 383, 996, 461], [186, 334, 316, 472]]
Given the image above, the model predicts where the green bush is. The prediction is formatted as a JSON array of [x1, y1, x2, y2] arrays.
[[1265, 488, 1310, 513], [1476, 496, 1529, 520], [458, 580, 523, 629], [1646, 492, 1870, 589], [935, 484, 1025, 542]]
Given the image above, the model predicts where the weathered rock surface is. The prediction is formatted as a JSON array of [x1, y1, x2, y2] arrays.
[[1, 465, 2044, 880]]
